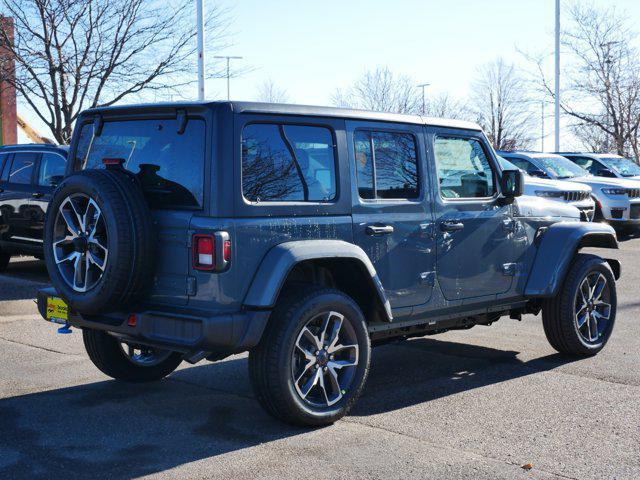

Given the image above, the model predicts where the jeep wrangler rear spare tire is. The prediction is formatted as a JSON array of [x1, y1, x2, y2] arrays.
[[249, 287, 371, 427], [542, 254, 616, 356], [44, 169, 155, 314], [0, 249, 10, 272]]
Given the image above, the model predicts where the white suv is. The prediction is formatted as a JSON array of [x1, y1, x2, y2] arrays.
[[558, 152, 640, 180], [499, 156, 595, 221], [500, 151, 640, 227]]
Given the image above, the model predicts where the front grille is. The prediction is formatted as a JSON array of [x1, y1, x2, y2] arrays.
[[627, 188, 640, 198], [563, 191, 589, 202]]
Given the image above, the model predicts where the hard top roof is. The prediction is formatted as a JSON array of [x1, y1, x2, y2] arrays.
[[81, 100, 482, 131]]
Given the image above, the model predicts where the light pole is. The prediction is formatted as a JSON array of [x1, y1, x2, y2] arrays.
[[541, 101, 545, 151], [214, 55, 243, 100], [196, 0, 205, 101], [554, 0, 560, 151], [417, 83, 430, 114]]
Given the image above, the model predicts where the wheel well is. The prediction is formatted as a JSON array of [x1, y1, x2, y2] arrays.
[[278, 258, 387, 323], [577, 232, 617, 249]]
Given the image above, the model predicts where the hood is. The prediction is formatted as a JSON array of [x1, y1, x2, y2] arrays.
[[566, 175, 640, 189], [513, 195, 581, 220], [525, 176, 591, 192]]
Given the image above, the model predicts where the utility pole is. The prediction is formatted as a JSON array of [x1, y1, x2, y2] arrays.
[[214, 55, 243, 100], [541, 101, 545, 151], [196, 0, 205, 101], [554, 0, 560, 151], [417, 83, 430, 115]]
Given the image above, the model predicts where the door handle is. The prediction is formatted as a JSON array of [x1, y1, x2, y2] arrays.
[[440, 220, 465, 232], [32, 192, 44, 198], [365, 224, 394, 236]]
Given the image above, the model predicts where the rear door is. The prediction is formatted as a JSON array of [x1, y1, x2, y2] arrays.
[[31, 151, 68, 241], [73, 112, 209, 306], [0, 152, 41, 247], [348, 120, 436, 311]]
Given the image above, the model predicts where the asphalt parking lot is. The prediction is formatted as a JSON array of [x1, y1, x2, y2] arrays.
[[0, 240, 639, 480]]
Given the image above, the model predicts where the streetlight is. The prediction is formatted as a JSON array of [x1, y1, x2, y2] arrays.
[[214, 55, 243, 100], [554, 0, 560, 151], [196, 0, 205, 101], [417, 83, 430, 115]]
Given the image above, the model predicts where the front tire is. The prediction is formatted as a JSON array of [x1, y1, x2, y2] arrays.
[[249, 287, 371, 427], [82, 329, 183, 382], [542, 254, 616, 356]]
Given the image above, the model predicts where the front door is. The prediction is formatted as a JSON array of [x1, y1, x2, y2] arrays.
[[429, 129, 514, 301], [349, 120, 436, 310], [0, 152, 41, 248]]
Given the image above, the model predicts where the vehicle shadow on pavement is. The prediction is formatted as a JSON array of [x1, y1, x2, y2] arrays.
[[0, 337, 577, 479], [0, 259, 49, 301]]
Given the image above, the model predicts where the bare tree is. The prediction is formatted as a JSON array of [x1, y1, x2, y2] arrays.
[[0, 0, 229, 144], [530, 4, 640, 157], [571, 121, 616, 153], [424, 92, 469, 120], [470, 58, 534, 150], [256, 78, 289, 103], [332, 67, 420, 114]]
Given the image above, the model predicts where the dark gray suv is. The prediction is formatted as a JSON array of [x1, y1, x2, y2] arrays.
[[37, 102, 621, 426]]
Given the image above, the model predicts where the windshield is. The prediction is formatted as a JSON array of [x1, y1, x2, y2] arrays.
[[599, 156, 640, 177], [535, 156, 588, 179]]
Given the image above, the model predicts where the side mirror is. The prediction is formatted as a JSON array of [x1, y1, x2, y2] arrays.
[[597, 168, 616, 178], [500, 169, 524, 199], [49, 175, 64, 187], [529, 170, 547, 178]]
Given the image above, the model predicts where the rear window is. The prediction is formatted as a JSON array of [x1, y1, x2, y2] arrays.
[[8, 152, 37, 185], [241, 123, 337, 203], [75, 118, 206, 209]]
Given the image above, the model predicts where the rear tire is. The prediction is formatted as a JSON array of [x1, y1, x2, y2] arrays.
[[0, 250, 10, 272], [542, 254, 616, 356], [249, 286, 371, 427], [82, 329, 183, 382]]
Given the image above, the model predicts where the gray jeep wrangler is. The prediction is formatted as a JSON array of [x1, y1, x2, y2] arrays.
[[37, 102, 620, 426]]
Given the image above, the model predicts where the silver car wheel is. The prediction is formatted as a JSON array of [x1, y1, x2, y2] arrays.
[[574, 272, 611, 343], [119, 342, 174, 367], [291, 310, 359, 408], [52, 193, 108, 292]]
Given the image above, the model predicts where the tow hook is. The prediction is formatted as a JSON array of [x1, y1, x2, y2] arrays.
[[57, 323, 73, 334]]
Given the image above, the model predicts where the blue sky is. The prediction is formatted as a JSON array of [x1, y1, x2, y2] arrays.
[[19, 0, 640, 149]]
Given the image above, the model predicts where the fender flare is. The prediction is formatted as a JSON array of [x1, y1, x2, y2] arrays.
[[524, 221, 619, 297], [243, 240, 392, 321]]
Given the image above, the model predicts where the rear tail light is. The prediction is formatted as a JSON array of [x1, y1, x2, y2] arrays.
[[192, 232, 231, 272], [193, 234, 215, 271]]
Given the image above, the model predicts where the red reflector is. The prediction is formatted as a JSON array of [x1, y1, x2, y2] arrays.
[[193, 234, 215, 270], [102, 157, 125, 166], [223, 240, 231, 262], [127, 314, 137, 327]]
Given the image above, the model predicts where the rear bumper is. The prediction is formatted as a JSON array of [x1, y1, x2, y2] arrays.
[[37, 287, 270, 356]]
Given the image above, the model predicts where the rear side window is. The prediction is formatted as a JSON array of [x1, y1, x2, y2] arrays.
[[75, 118, 206, 209], [38, 152, 67, 187], [8, 153, 37, 185], [434, 137, 495, 199], [354, 130, 419, 200], [242, 123, 337, 203]]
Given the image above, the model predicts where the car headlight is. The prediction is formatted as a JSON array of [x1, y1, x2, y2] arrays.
[[601, 188, 627, 195], [535, 190, 564, 198]]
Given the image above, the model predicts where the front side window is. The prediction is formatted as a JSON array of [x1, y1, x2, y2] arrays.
[[8, 153, 37, 185], [354, 130, 419, 200], [434, 137, 495, 199], [39, 152, 67, 187], [242, 123, 337, 203], [76, 118, 206, 209], [536, 156, 587, 179]]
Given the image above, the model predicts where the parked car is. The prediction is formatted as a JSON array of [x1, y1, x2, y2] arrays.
[[498, 157, 594, 221], [499, 150, 640, 227], [37, 102, 620, 426], [0, 144, 68, 270], [558, 152, 640, 180]]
